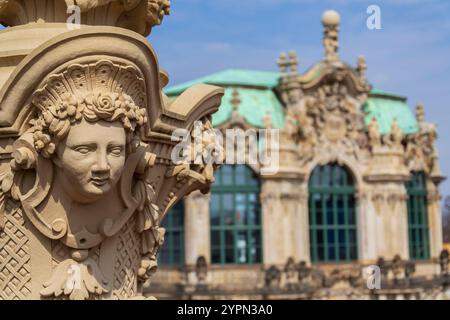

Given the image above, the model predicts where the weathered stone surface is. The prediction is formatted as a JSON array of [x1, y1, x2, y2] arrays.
[[0, 1, 224, 300]]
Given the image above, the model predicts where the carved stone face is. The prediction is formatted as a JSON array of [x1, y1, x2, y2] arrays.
[[54, 119, 127, 204]]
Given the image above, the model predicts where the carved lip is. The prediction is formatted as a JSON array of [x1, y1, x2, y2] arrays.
[[89, 177, 110, 186]]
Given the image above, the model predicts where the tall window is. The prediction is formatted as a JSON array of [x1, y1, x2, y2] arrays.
[[159, 201, 184, 266], [210, 165, 262, 264], [309, 164, 357, 262], [406, 171, 430, 260]]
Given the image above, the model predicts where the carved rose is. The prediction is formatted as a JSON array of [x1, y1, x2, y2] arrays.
[[84, 92, 117, 120], [77, 91, 148, 131]]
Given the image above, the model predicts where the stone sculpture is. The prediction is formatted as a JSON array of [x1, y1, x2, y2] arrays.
[[322, 10, 340, 62], [284, 257, 298, 290], [195, 256, 208, 287], [439, 249, 449, 275], [0, 0, 224, 300]]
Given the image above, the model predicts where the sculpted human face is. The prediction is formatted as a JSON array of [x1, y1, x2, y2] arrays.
[[55, 119, 127, 204]]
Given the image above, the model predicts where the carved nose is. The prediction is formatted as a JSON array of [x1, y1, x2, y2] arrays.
[[92, 152, 111, 174]]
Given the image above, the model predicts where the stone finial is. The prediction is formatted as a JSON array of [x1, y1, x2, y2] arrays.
[[390, 118, 403, 147], [277, 52, 288, 76], [288, 50, 299, 76], [368, 116, 381, 147], [230, 88, 246, 125], [322, 9, 341, 26], [278, 50, 300, 83], [357, 55, 367, 79], [277, 52, 289, 85], [416, 103, 425, 124], [322, 10, 340, 62], [277, 50, 301, 105]]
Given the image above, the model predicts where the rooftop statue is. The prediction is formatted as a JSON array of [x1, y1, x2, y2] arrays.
[[0, 0, 224, 300]]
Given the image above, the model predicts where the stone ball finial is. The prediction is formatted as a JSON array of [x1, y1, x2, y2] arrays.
[[322, 10, 340, 26]]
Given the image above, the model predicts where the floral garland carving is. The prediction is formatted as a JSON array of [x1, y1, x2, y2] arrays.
[[30, 91, 147, 158]]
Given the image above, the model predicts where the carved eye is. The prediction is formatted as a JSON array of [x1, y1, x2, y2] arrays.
[[74, 146, 91, 155], [108, 146, 124, 157]]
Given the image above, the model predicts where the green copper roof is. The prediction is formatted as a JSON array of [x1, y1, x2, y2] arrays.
[[166, 69, 418, 134], [165, 69, 283, 128], [364, 90, 418, 134], [211, 87, 285, 128], [165, 69, 280, 96]]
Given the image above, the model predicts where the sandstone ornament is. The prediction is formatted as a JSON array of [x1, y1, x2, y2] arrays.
[[0, 1, 224, 300]]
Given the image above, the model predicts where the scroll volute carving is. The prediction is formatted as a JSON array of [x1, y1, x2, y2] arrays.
[[0, 27, 223, 299]]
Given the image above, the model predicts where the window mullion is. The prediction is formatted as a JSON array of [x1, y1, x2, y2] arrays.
[[414, 193, 420, 258], [333, 193, 339, 261], [220, 193, 225, 264], [322, 192, 328, 262], [406, 172, 430, 261], [421, 194, 430, 259], [344, 193, 349, 261], [310, 194, 317, 262]]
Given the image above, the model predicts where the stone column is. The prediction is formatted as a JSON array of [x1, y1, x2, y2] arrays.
[[261, 180, 284, 266], [366, 182, 409, 260], [356, 188, 378, 263], [364, 145, 410, 260], [294, 182, 311, 263], [184, 191, 211, 266], [261, 178, 308, 265], [427, 181, 443, 259]]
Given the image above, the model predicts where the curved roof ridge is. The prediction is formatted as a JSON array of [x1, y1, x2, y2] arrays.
[[370, 88, 408, 101], [165, 68, 280, 96]]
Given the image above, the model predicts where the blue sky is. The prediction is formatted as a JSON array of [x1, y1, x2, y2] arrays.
[[150, 0, 450, 200]]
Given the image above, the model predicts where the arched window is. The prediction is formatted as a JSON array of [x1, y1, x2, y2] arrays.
[[309, 164, 357, 262], [406, 172, 430, 260], [159, 201, 185, 266], [210, 165, 262, 264]]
